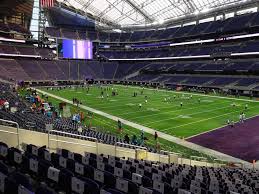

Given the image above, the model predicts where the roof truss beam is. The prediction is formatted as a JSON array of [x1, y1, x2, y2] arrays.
[[124, 0, 154, 22], [97, 0, 122, 17], [115, 0, 156, 24]]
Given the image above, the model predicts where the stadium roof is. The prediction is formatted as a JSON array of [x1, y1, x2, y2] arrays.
[[57, 0, 255, 28]]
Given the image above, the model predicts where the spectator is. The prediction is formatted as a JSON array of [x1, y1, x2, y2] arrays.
[[124, 134, 130, 144], [4, 101, 9, 111], [154, 131, 158, 141], [131, 135, 137, 145]]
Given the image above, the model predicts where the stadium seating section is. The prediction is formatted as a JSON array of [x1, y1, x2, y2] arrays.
[[0, 22, 30, 38], [0, 142, 259, 194], [0, 57, 258, 90], [0, 83, 155, 152], [44, 11, 259, 42]]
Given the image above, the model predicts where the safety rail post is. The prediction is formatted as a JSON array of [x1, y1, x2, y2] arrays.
[[0, 119, 20, 148]]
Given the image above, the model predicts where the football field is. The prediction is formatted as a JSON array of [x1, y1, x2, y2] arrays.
[[42, 84, 259, 138]]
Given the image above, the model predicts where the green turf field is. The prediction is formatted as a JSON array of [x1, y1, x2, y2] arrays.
[[20, 90, 214, 160], [41, 85, 259, 138]]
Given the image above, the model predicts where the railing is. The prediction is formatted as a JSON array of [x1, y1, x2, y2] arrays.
[[115, 142, 147, 150], [0, 123, 247, 169], [48, 129, 98, 152], [190, 156, 208, 166], [0, 119, 20, 148], [213, 158, 244, 168]]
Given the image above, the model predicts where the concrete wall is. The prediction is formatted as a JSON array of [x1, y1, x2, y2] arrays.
[[0, 125, 216, 167]]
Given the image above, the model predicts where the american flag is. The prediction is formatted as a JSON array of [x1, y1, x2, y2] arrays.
[[40, 0, 54, 8]]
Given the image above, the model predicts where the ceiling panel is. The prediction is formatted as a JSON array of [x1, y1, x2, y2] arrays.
[[56, 0, 254, 27]]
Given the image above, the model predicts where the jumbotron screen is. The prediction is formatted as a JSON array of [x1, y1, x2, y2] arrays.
[[62, 39, 93, 59]]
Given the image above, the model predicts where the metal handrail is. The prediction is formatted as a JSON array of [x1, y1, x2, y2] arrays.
[[191, 156, 208, 161], [115, 142, 147, 150], [48, 138, 97, 149], [48, 129, 98, 152], [48, 129, 98, 141], [191, 155, 208, 166], [0, 118, 20, 148], [213, 158, 243, 168]]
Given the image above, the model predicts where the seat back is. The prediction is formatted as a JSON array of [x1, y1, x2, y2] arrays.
[[132, 173, 142, 184], [190, 185, 201, 194], [136, 168, 144, 176], [116, 178, 128, 193], [82, 157, 89, 165], [152, 173, 162, 182], [44, 151, 51, 161], [94, 169, 104, 183], [153, 181, 164, 193], [31, 145, 38, 156], [71, 177, 85, 194], [97, 162, 105, 171], [47, 167, 60, 182], [59, 156, 67, 168], [29, 158, 38, 173], [114, 167, 123, 178], [75, 162, 84, 175], [14, 151, 22, 164], [0, 145, 8, 158]]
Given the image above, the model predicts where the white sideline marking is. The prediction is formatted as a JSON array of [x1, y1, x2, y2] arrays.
[[36, 88, 253, 166]]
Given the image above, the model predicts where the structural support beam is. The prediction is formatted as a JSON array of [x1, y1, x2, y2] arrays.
[[98, 0, 122, 17], [124, 0, 154, 22], [82, 0, 96, 9], [183, 0, 195, 13]]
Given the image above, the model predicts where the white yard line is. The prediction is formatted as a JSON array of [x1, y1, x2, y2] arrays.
[[36, 88, 253, 167]]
